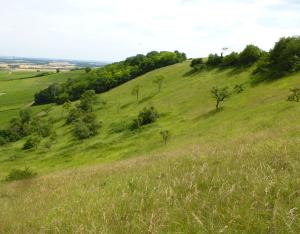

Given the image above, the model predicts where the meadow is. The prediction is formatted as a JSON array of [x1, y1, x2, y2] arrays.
[[0, 61, 300, 233]]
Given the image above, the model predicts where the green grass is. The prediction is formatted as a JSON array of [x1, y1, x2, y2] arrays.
[[0, 62, 300, 232], [0, 70, 85, 126]]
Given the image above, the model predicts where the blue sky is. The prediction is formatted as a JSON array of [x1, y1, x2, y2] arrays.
[[0, 0, 299, 61]]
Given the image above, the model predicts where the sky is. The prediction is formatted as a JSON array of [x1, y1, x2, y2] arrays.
[[0, 0, 299, 62]]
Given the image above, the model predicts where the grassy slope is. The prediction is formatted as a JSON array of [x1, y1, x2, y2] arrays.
[[0, 70, 85, 126], [0, 62, 300, 232]]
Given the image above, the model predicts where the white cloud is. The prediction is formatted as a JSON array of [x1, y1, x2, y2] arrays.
[[0, 0, 299, 61]]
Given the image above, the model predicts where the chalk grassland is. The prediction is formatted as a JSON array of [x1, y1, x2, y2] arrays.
[[1, 62, 300, 176], [0, 133, 299, 233], [0, 62, 300, 232]]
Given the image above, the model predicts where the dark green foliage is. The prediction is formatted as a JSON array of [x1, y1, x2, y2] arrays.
[[190, 58, 206, 71], [78, 90, 97, 112], [34, 71, 53, 77], [233, 84, 244, 94], [109, 121, 129, 133], [33, 72, 53, 77], [5, 167, 37, 182], [269, 37, 300, 77], [66, 108, 83, 124], [0, 136, 8, 145], [207, 54, 223, 67], [85, 67, 92, 73], [253, 37, 300, 79], [34, 83, 63, 104], [73, 121, 91, 139], [34, 51, 186, 105], [190, 58, 203, 67], [56, 92, 70, 105], [73, 114, 101, 140], [131, 106, 159, 130], [211, 86, 231, 110], [287, 88, 300, 102], [160, 130, 170, 145], [33, 119, 52, 138], [238, 45, 262, 66], [222, 52, 239, 67], [252, 53, 271, 75], [56, 68, 60, 73], [22, 136, 41, 150], [20, 108, 32, 124], [0, 108, 54, 145], [65, 91, 101, 140]]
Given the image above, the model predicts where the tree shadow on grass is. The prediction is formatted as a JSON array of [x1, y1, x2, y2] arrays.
[[194, 108, 222, 121], [138, 93, 157, 104], [120, 101, 135, 109]]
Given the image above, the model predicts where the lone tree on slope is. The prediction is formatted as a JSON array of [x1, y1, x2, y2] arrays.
[[211, 86, 231, 110], [153, 75, 165, 92], [131, 85, 140, 101]]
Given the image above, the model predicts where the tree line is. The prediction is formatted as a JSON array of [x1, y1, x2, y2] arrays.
[[34, 51, 186, 105], [190, 36, 300, 80]]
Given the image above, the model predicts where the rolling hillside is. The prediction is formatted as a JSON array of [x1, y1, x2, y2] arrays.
[[0, 61, 300, 232], [0, 70, 85, 126]]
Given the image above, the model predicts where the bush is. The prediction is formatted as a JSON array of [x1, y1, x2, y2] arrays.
[[190, 58, 205, 70], [109, 121, 129, 133], [23, 136, 41, 150], [73, 121, 91, 139], [73, 114, 101, 140], [238, 45, 262, 66], [78, 90, 97, 112], [287, 88, 300, 102], [222, 52, 239, 67], [131, 106, 159, 130], [207, 54, 223, 66], [0, 136, 8, 145], [5, 167, 37, 182], [66, 108, 83, 124], [233, 84, 244, 94], [269, 37, 300, 77]]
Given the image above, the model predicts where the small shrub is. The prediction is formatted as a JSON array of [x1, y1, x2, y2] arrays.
[[207, 54, 223, 66], [5, 167, 37, 182], [222, 52, 239, 67], [0, 136, 8, 145], [238, 45, 262, 66], [22, 136, 41, 150], [73, 116, 101, 140], [66, 108, 82, 124], [73, 121, 91, 139], [190, 58, 206, 71], [287, 88, 300, 102], [233, 84, 244, 94], [109, 121, 129, 133], [160, 130, 170, 145], [131, 106, 159, 130]]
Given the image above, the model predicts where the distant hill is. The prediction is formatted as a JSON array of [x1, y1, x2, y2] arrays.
[[0, 56, 107, 70]]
